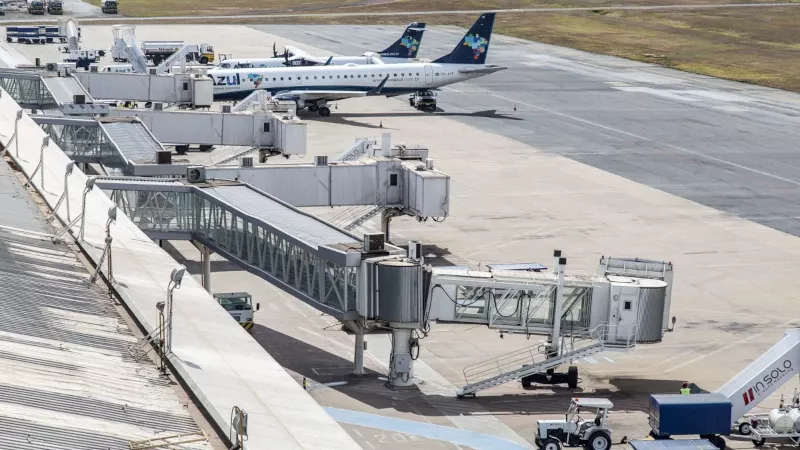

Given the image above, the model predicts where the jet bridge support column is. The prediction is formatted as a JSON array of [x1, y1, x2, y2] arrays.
[[345, 320, 366, 376], [201, 245, 212, 293], [550, 257, 567, 354]]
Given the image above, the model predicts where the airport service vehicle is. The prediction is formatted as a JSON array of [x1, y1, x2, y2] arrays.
[[142, 41, 215, 65], [535, 398, 614, 450], [27, 0, 44, 14], [47, 0, 62, 14], [213, 22, 426, 70], [648, 394, 731, 449], [64, 49, 100, 69], [101, 0, 117, 13], [409, 90, 436, 111], [0, 2, 7, 15], [213, 292, 259, 331], [209, 13, 505, 116], [6, 26, 60, 44]]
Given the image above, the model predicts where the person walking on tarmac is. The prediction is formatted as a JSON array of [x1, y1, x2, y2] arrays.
[[680, 382, 691, 395]]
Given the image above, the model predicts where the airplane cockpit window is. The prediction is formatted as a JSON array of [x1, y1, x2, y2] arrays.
[[219, 63, 232, 69]]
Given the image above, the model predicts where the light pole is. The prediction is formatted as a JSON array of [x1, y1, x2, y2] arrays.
[[165, 265, 186, 355]]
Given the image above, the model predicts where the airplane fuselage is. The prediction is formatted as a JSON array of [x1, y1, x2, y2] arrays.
[[209, 62, 494, 100], [214, 55, 412, 70]]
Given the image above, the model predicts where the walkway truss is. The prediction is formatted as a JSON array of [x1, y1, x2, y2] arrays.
[[0, 69, 57, 109], [96, 178, 366, 319]]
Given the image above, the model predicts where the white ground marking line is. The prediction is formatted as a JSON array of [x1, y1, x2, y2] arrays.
[[489, 92, 800, 188]]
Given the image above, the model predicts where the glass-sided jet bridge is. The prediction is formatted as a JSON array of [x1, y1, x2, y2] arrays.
[[95, 177, 405, 319]]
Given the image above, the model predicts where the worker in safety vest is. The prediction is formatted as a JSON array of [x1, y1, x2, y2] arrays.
[[680, 382, 691, 395]]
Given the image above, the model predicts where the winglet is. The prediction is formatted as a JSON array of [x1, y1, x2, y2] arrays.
[[368, 76, 390, 96], [324, 56, 333, 66]]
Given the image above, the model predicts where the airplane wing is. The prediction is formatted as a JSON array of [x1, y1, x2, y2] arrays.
[[273, 90, 369, 103], [284, 45, 311, 58], [272, 77, 391, 103]]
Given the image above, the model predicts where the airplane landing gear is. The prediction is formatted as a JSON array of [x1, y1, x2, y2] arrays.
[[318, 106, 331, 117]]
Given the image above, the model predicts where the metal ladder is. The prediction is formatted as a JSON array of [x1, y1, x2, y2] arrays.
[[457, 324, 637, 397], [457, 338, 604, 397], [129, 432, 206, 449]]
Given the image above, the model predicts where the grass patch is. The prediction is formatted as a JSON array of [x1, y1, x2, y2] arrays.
[[76, 0, 800, 92]]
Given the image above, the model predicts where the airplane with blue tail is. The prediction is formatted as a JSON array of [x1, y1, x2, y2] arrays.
[[209, 13, 505, 116], [214, 22, 427, 69]]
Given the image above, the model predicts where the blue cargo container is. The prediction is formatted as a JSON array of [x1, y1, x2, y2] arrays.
[[649, 394, 732, 438]]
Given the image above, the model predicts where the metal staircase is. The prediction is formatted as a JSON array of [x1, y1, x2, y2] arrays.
[[456, 324, 636, 397], [343, 205, 386, 231]]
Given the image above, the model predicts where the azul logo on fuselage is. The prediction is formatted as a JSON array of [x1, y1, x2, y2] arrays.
[[208, 73, 241, 86]]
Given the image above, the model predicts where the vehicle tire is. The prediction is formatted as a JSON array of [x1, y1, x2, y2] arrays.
[[175, 145, 189, 155], [585, 431, 611, 450], [318, 106, 331, 117], [738, 422, 752, 435], [144, 102, 152, 109], [708, 436, 726, 450], [567, 366, 578, 389], [409, 98, 414, 106], [542, 438, 561, 450], [752, 438, 765, 447], [521, 375, 532, 388], [5, 38, 10, 43], [200, 56, 209, 65], [199, 145, 213, 152]]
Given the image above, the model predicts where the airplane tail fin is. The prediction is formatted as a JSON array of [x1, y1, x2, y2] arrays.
[[433, 13, 495, 65], [378, 22, 426, 59]]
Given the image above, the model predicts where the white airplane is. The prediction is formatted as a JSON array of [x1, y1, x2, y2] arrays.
[[213, 22, 427, 70], [209, 13, 504, 116]]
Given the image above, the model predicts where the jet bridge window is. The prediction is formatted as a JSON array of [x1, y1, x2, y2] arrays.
[[263, 122, 270, 132], [182, 82, 188, 91], [389, 173, 398, 186], [624, 301, 632, 310]]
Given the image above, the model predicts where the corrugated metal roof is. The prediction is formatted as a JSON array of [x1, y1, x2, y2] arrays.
[[0, 186, 212, 449], [41, 77, 89, 106], [102, 121, 164, 163], [203, 184, 358, 249]]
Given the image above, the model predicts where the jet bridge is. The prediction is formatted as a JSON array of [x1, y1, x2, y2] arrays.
[[427, 255, 674, 396], [96, 176, 432, 387], [72, 71, 213, 107], [106, 108, 307, 155], [32, 115, 187, 176]]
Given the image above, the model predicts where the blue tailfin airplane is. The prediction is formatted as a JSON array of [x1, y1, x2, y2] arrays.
[[214, 22, 427, 69], [209, 14, 504, 116]]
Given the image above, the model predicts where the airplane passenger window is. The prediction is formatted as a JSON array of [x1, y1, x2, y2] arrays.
[[281, 77, 284, 80], [306, 76, 309, 79], [402, 73, 405, 76], [357, 75, 361, 78], [416, 72, 420, 76], [337, 75, 340, 79], [288, 77, 292, 80], [273, 77, 276, 81], [314, 76, 317, 79], [393, 73, 397, 77]]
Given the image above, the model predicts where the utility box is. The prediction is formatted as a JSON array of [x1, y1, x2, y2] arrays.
[[649, 394, 732, 438]]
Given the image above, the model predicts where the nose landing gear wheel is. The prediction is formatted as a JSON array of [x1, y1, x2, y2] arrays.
[[318, 106, 331, 117]]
